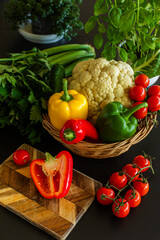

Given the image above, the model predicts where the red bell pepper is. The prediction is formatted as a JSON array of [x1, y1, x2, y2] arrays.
[[30, 151, 73, 199], [60, 119, 99, 144]]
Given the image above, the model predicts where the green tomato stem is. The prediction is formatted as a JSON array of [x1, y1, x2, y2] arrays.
[[111, 164, 154, 203]]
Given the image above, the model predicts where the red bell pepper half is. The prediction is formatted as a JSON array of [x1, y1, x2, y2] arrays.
[[30, 151, 73, 199], [60, 119, 99, 144]]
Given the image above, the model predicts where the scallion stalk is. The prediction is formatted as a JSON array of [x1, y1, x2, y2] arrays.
[[49, 50, 95, 66], [41, 44, 95, 56], [47, 51, 72, 62]]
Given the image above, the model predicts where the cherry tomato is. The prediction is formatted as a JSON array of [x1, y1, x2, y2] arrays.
[[124, 189, 141, 208], [112, 198, 130, 218], [132, 155, 150, 172], [147, 85, 160, 97], [147, 95, 160, 112], [122, 164, 139, 182], [129, 85, 146, 101], [96, 187, 115, 205], [132, 102, 148, 119], [135, 74, 150, 88], [133, 178, 149, 196], [13, 149, 30, 166], [109, 172, 127, 190]]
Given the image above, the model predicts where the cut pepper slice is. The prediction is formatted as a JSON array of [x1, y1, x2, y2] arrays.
[[30, 151, 73, 199]]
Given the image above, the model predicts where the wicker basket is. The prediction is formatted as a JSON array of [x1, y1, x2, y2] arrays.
[[42, 113, 157, 159]]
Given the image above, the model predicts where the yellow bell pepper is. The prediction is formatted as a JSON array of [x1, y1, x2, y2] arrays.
[[48, 79, 88, 130]]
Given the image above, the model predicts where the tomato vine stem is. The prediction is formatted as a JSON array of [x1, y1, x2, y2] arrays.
[[104, 159, 155, 211]]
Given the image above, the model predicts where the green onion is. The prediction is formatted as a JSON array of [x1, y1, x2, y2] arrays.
[[47, 51, 72, 62], [41, 44, 95, 56], [49, 50, 95, 66]]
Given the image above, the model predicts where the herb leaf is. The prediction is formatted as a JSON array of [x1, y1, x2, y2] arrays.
[[133, 50, 160, 78], [119, 10, 136, 33], [119, 48, 128, 62], [94, 0, 108, 16], [94, 33, 103, 50], [102, 45, 116, 60], [84, 16, 97, 33], [30, 104, 42, 123], [109, 7, 122, 28]]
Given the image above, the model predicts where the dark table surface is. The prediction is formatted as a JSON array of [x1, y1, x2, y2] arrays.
[[0, 1, 160, 240]]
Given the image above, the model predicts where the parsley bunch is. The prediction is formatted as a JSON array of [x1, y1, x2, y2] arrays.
[[0, 49, 52, 144]]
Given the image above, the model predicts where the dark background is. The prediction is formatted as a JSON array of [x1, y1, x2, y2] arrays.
[[0, 1, 160, 240]]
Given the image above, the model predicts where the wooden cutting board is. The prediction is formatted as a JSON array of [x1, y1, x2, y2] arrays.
[[0, 144, 102, 240]]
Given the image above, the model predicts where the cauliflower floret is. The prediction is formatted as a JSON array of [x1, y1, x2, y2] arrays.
[[68, 58, 134, 123]]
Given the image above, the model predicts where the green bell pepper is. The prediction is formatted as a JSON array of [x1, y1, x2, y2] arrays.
[[96, 101, 148, 143]]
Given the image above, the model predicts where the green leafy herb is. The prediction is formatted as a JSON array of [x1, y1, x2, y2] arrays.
[[0, 44, 96, 144], [94, 33, 104, 50], [85, 0, 160, 78], [84, 16, 97, 33]]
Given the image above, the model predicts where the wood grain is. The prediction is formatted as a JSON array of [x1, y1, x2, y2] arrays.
[[0, 144, 102, 240]]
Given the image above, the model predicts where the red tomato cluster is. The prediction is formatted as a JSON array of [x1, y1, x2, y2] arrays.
[[96, 154, 152, 218], [129, 74, 160, 119]]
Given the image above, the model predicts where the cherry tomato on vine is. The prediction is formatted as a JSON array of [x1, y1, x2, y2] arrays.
[[133, 178, 149, 196], [132, 102, 148, 119], [13, 149, 30, 166], [147, 85, 160, 98], [125, 189, 141, 208], [135, 74, 150, 88], [133, 155, 150, 172], [147, 95, 160, 112], [129, 85, 146, 102], [109, 172, 127, 190], [122, 164, 140, 182], [96, 187, 115, 205], [112, 198, 130, 218]]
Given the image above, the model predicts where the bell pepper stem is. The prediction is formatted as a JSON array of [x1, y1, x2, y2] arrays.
[[45, 152, 56, 162], [61, 79, 73, 102], [63, 128, 76, 142], [121, 102, 148, 120]]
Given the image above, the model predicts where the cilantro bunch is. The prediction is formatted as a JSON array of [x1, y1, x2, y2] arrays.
[[84, 0, 160, 78], [0, 49, 52, 144]]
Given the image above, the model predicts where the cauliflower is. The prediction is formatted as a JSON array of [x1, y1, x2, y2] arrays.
[[68, 58, 134, 123]]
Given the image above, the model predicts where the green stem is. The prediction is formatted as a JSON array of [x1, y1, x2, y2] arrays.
[[47, 51, 71, 62], [45, 152, 56, 162], [137, 0, 140, 53], [133, 49, 160, 73], [100, 194, 115, 201], [48, 50, 95, 66], [121, 102, 148, 120], [63, 128, 76, 142], [113, 164, 154, 202], [41, 44, 95, 56], [60, 79, 73, 102]]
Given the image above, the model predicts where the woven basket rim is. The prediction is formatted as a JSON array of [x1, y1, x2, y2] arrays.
[[42, 112, 157, 148]]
